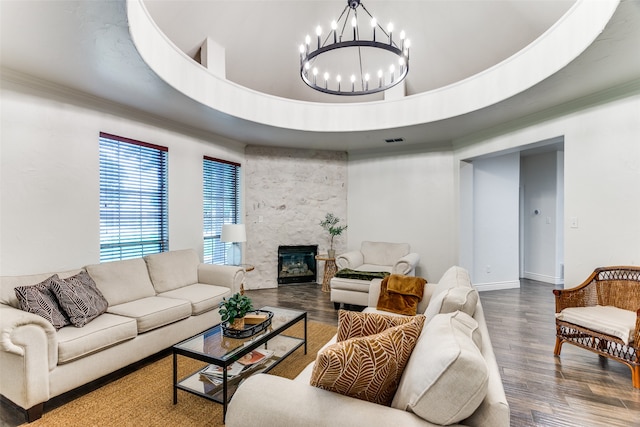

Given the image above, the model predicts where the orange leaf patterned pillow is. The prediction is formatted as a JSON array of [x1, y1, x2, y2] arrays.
[[337, 309, 418, 342], [310, 315, 425, 406]]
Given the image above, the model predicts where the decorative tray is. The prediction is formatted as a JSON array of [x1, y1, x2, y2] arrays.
[[222, 310, 274, 339]]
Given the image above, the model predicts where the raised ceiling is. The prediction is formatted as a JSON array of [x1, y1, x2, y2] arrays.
[[1, 0, 639, 153], [143, 0, 575, 103]]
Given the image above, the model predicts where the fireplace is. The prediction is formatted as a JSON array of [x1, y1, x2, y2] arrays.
[[278, 245, 318, 285]]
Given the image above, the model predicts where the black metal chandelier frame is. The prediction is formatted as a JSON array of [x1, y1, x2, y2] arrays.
[[299, 0, 410, 96]]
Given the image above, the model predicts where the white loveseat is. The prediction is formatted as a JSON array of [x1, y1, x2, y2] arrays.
[[331, 241, 420, 308], [226, 266, 509, 427], [0, 249, 244, 422]]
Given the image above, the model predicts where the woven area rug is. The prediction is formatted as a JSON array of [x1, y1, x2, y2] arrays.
[[25, 321, 336, 427]]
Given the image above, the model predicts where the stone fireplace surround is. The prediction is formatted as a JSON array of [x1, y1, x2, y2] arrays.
[[244, 145, 347, 290]]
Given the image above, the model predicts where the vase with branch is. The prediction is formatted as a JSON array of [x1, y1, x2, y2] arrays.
[[319, 213, 347, 258]]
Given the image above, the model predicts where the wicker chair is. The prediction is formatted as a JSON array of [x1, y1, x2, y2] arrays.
[[553, 266, 640, 389]]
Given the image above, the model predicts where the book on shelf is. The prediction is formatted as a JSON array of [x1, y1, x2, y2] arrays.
[[244, 313, 269, 325], [237, 348, 275, 366], [200, 362, 245, 379]]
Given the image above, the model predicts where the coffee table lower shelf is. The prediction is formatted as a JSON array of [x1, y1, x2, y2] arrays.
[[175, 334, 305, 405]]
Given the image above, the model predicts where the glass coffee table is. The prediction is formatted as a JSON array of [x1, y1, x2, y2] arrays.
[[172, 306, 307, 420]]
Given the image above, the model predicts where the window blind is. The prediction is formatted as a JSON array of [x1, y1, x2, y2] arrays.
[[99, 132, 168, 262], [203, 156, 240, 264]]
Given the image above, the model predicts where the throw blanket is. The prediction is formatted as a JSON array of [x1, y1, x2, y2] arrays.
[[377, 274, 427, 316], [334, 269, 390, 281]]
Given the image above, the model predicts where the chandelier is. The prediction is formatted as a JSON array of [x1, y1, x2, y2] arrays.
[[299, 0, 411, 96]]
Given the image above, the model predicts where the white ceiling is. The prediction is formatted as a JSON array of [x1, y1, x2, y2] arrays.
[[1, 0, 639, 153], [143, 0, 575, 103]]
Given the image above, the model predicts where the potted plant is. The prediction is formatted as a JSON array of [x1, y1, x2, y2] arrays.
[[319, 213, 347, 258], [219, 292, 253, 330]]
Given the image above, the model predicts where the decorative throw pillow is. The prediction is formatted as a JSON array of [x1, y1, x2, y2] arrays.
[[50, 270, 109, 327], [310, 315, 425, 406], [14, 275, 70, 329], [336, 309, 417, 342]]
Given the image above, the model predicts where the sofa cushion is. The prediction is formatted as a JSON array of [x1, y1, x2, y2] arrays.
[[556, 305, 636, 345], [392, 311, 488, 425], [310, 315, 425, 406], [361, 241, 409, 266], [330, 277, 373, 293], [14, 275, 70, 329], [86, 258, 156, 306], [424, 286, 479, 323], [57, 313, 138, 364], [144, 249, 199, 293], [107, 296, 192, 333], [158, 283, 231, 315], [336, 309, 418, 342], [432, 266, 472, 298], [51, 271, 109, 328]]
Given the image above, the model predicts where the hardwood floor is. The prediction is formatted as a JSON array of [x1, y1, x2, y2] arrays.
[[3, 280, 639, 426], [247, 280, 640, 427]]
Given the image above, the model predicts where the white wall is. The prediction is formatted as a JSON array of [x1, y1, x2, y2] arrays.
[[0, 78, 245, 275], [521, 151, 563, 284], [455, 90, 640, 286], [472, 153, 521, 290], [347, 149, 456, 282]]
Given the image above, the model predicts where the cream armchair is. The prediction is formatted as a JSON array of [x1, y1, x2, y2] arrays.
[[331, 241, 420, 308]]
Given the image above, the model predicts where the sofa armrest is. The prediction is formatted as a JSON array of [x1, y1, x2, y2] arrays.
[[367, 278, 384, 308], [0, 306, 55, 410], [336, 251, 364, 270], [1, 306, 58, 369], [226, 374, 436, 427], [393, 252, 420, 276], [197, 264, 245, 294]]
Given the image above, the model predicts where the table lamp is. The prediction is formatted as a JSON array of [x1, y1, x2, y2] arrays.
[[220, 224, 246, 265]]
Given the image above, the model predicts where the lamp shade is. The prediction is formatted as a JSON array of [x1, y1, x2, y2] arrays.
[[221, 224, 246, 243]]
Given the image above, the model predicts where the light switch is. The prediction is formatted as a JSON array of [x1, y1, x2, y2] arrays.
[[570, 217, 578, 228]]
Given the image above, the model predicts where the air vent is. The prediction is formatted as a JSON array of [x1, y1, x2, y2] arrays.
[[385, 138, 405, 143]]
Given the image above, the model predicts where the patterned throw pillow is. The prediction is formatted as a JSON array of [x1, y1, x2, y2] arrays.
[[50, 270, 109, 327], [310, 315, 425, 406], [336, 309, 417, 342], [14, 275, 70, 329]]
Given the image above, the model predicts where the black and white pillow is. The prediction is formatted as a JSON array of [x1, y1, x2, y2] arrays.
[[14, 275, 71, 329], [51, 270, 109, 327]]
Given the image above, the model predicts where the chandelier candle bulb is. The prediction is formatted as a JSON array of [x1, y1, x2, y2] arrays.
[[332, 20, 338, 43], [316, 25, 322, 49], [352, 16, 357, 40], [371, 17, 377, 41]]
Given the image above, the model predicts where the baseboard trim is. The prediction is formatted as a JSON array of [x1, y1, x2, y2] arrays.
[[523, 271, 564, 285], [474, 280, 521, 292]]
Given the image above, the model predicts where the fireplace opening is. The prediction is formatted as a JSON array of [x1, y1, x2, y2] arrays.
[[278, 245, 318, 285]]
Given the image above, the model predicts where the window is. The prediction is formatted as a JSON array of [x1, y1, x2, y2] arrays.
[[203, 156, 240, 264], [99, 132, 168, 262]]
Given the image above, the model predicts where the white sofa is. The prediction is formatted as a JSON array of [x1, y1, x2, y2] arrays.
[[331, 241, 420, 308], [0, 249, 244, 422], [226, 266, 509, 427]]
